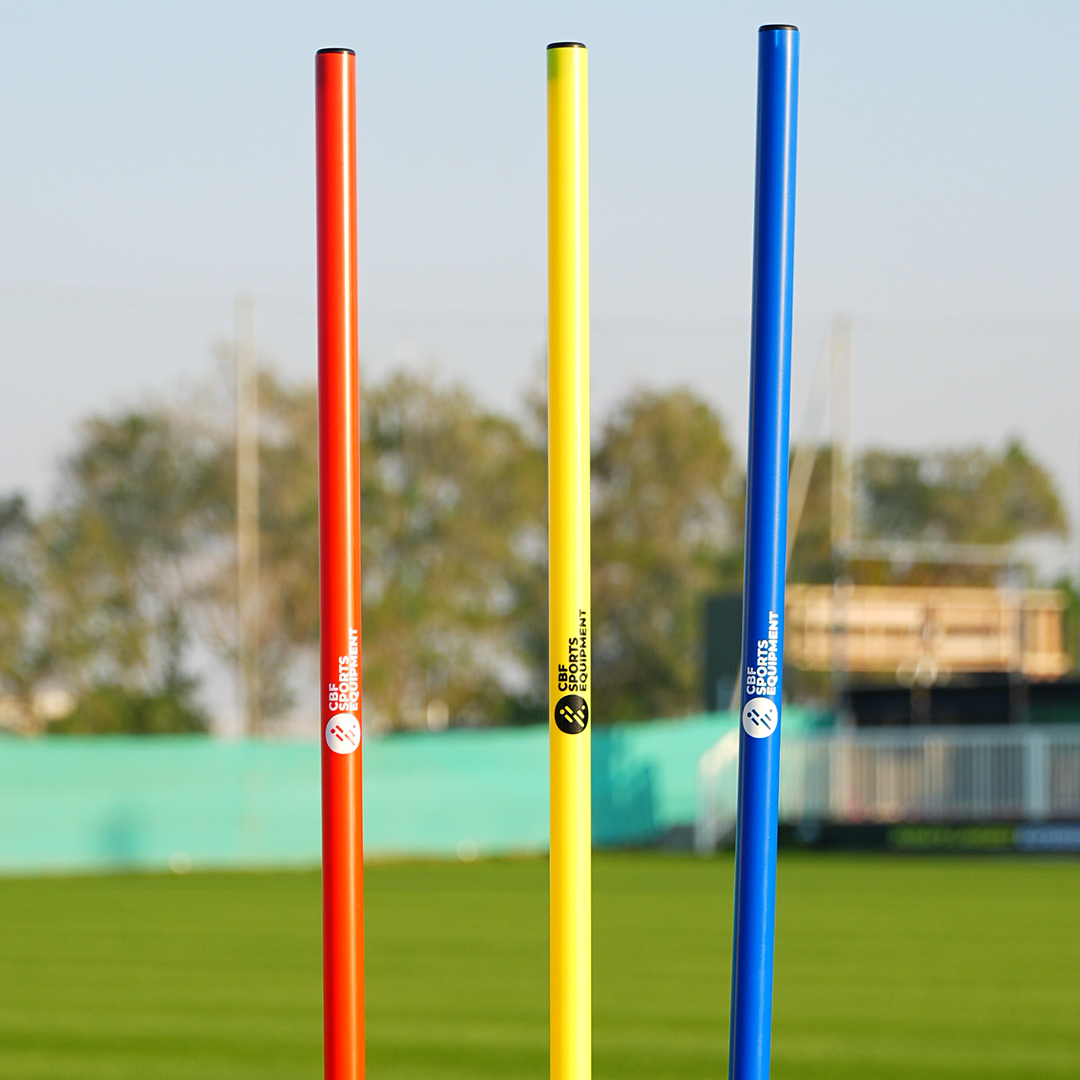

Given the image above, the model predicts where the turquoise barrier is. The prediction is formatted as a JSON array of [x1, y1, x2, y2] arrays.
[[0, 708, 831, 874]]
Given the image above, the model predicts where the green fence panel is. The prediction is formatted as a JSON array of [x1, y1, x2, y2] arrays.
[[364, 725, 550, 858], [0, 708, 832, 873], [0, 737, 320, 874]]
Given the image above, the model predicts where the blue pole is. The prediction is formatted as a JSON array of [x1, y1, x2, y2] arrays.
[[728, 24, 798, 1080]]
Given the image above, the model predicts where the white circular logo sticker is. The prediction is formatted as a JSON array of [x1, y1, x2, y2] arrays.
[[742, 697, 779, 739], [325, 714, 361, 754]]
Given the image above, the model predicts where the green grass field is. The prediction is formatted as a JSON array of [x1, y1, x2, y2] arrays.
[[1, 853, 1077, 1079]]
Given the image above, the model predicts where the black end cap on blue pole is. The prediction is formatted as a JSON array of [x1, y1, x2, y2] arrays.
[[759, 24, 798, 32]]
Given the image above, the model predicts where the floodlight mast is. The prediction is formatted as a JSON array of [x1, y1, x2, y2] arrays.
[[316, 47, 365, 1080], [729, 25, 799, 1080]]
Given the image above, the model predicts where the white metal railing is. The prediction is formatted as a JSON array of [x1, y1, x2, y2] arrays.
[[695, 724, 1080, 853]]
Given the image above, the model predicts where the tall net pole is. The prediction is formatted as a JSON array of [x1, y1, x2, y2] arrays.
[[316, 47, 365, 1080], [235, 292, 260, 735], [729, 25, 799, 1080], [547, 40, 591, 1080]]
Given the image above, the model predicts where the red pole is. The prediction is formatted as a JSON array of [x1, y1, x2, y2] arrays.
[[316, 47, 364, 1080]]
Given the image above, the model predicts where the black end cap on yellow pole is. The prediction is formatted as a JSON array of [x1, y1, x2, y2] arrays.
[[547, 41, 586, 49]]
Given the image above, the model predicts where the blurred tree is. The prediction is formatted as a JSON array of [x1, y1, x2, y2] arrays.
[[0, 495, 59, 732], [41, 408, 218, 730], [214, 369, 547, 731], [225, 371, 321, 723], [859, 439, 1066, 544], [591, 389, 743, 721], [855, 439, 1066, 585], [52, 680, 208, 735], [360, 372, 545, 729], [786, 440, 1068, 586], [11, 365, 1070, 736]]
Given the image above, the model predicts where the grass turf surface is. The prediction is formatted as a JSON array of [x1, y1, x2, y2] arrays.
[[0, 854, 1077, 1078]]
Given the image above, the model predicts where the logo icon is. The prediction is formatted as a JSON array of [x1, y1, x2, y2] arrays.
[[325, 713, 361, 754], [741, 697, 778, 739], [554, 694, 588, 735]]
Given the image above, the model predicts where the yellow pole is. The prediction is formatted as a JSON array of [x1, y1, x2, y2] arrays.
[[547, 40, 590, 1080]]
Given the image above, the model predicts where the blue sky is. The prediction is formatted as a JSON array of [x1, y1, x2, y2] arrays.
[[2, 1, 1078, 541]]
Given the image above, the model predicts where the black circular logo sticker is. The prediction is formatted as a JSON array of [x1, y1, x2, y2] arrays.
[[554, 694, 589, 735]]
